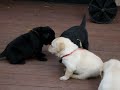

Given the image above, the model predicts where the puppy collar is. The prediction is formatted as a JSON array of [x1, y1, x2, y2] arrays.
[[31, 30, 40, 38], [61, 48, 83, 59], [77, 39, 83, 48]]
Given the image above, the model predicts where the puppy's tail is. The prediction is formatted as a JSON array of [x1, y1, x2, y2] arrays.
[[80, 14, 86, 29], [0, 50, 6, 60]]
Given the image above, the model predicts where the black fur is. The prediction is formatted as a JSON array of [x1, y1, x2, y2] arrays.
[[0, 26, 55, 64], [60, 15, 89, 49], [59, 15, 89, 63]]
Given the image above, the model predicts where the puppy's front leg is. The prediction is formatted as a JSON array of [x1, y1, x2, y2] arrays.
[[35, 50, 47, 61], [60, 68, 73, 81], [71, 73, 90, 80]]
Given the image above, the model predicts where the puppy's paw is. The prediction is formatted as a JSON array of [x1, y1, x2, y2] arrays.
[[39, 57, 47, 61], [60, 76, 69, 81], [59, 59, 62, 63], [10, 60, 26, 64], [40, 53, 46, 57]]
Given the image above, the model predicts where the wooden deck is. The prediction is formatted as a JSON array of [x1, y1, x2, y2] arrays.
[[0, 1, 120, 90]]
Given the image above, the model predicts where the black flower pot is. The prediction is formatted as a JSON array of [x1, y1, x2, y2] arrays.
[[88, 0, 118, 24]]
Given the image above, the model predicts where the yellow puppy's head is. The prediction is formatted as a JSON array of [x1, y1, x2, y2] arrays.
[[48, 37, 78, 57]]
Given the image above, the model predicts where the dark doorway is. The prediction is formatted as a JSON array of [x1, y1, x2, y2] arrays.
[[39, 0, 90, 4], [14, 0, 90, 4]]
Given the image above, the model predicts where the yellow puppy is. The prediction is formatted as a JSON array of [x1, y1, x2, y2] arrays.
[[48, 37, 103, 80], [98, 59, 120, 90]]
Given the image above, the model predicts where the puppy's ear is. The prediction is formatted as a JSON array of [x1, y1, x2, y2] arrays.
[[43, 33, 50, 39], [57, 42, 65, 53]]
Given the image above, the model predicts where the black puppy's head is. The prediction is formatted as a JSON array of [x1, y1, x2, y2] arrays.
[[32, 26, 55, 45]]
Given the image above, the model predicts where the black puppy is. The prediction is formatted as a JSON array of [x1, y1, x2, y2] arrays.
[[60, 15, 89, 49], [59, 15, 89, 63], [0, 26, 55, 64]]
